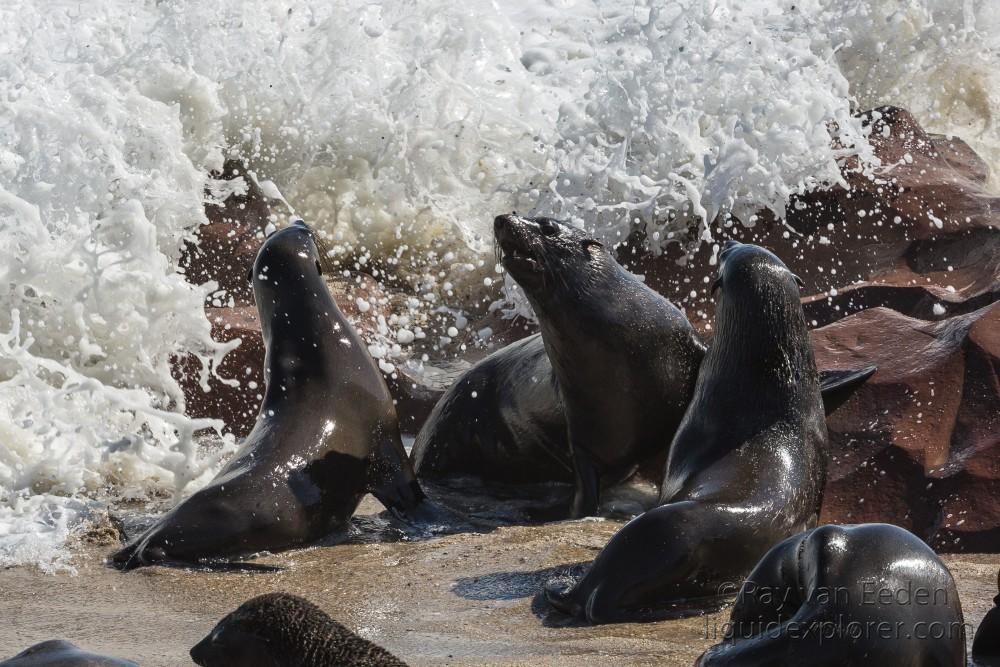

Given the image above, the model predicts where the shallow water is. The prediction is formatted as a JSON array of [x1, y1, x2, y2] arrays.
[[2, 495, 997, 665]]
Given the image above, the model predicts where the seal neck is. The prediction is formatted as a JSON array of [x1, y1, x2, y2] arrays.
[[258, 286, 356, 407], [706, 284, 819, 409]]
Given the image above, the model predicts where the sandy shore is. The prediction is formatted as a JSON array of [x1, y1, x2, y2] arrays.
[[2, 496, 998, 666]]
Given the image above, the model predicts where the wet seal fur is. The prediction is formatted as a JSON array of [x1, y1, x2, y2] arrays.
[[973, 569, 1000, 665], [190, 593, 408, 667], [411, 220, 874, 508], [112, 220, 425, 569], [419, 214, 706, 518], [544, 241, 829, 622], [0, 641, 139, 667], [696, 523, 966, 666]]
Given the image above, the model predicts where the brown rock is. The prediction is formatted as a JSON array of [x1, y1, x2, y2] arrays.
[[179, 159, 272, 306], [625, 106, 1000, 329], [814, 303, 1000, 551], [173, 306, 265, 438]]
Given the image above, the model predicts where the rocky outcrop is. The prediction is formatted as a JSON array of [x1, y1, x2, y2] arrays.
[[626, 106, 1000, 330], [180, 159, 273, 306], [814, 303, 1000, 552]]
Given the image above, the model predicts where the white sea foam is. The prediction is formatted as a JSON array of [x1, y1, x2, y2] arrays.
[[0, 0, 997, 569]]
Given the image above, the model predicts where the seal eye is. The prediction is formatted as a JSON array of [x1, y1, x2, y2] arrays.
[[581, 239, 603, 255], [538, 219, 560, 236]]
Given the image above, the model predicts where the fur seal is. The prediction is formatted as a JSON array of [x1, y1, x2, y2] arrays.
[[190, 593, 408, 667], [412, 220, 874, 505], [0, 641, 139, 667], [112, 220, 425, 569], [417, 214, 707, 518], [973, 569, 1000, 665], [696, 523, 966, 666], [544, 240, 829, 622]]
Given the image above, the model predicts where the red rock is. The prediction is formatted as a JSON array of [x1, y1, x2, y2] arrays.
[[625, 106, 1000, 330], [179, 159, 272, 306], [173, 306, 265, 438], [813, 303, 1000, 552]]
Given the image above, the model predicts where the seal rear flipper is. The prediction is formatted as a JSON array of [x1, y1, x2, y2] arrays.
[[818, 365, 877, 415], [109, 541, 140, 571]]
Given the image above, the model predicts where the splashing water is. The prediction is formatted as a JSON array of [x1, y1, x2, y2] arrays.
[[1, 0, 998, 569]]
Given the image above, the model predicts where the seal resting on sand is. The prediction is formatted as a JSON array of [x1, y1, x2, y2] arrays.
[[0, 640, 139, 667], [696, 523, 966, 667], [112, 220, 427, 570], [190, 593, 408, 667], [544, 240, 829, 622]]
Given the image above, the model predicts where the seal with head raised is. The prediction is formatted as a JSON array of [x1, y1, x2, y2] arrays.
[[411, 220, 874, 510], [112, 220, 426, 569], [190, 593, 408, 667], [544, 240, 829, 622], [696, 523, 966, 666], [429, 214, 707, 518], [0, 640, 139, 667]]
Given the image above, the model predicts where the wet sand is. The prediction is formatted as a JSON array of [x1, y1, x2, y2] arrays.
[[2, 496, 998, 666]]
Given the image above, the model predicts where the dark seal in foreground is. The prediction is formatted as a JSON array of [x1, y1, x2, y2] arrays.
[[414, 214, 706, 517], [696, 523, 966, 666], [190, 593, 408, 667], [0, 640, 139, 667], [112, 220, 426, 569], [973, 569, 1000, 665], [544, 241, 829, 622]]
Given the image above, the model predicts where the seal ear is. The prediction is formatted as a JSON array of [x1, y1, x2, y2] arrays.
[[315, 259, 323, 276], [792, 273, 805, 289], [711, 276, 722, 297], [247, 267, 254, 284]]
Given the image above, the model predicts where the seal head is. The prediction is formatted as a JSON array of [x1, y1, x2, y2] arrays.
[[190, 593, 408, 667]]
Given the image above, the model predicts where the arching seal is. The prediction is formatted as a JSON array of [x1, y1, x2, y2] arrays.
[[421, 214, 707, 518], [544, 240, 829, 622], [412, 220, 874, 505], [696, 523, 966, 666], [0, 641, 139, 667], [973, 569, 1000, 665], [112, 220, 425, 569], [190, 593, 408, 667]]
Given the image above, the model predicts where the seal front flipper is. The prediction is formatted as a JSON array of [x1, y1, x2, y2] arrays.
[[818, 365, 876, 415], [569, 448, 600, 519]]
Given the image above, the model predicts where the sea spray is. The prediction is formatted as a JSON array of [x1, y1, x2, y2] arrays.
[[1, 0, 998, 569]]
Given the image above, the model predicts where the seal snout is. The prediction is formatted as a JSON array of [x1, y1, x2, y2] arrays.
[[494, 214, 538, 269], [493, 213, 518, 234]]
